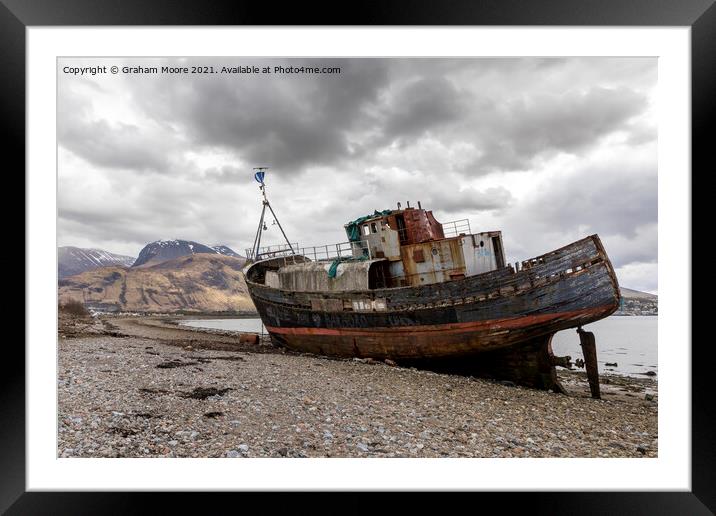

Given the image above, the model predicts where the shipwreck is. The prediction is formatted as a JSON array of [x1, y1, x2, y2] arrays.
[[244, 170, 619, 396]]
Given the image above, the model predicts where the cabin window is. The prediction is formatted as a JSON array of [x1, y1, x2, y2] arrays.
[[371, 222, 378, 233], [413, 249, 425, 263], [363, 225, 370, 236]]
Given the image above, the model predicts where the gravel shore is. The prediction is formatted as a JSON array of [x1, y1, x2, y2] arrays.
[[58, 316, 657, 458]]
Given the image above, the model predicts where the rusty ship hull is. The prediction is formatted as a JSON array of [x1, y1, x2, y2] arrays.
[[245, 235, 620, 390]]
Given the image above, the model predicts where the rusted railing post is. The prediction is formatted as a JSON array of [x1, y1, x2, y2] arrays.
[[577, 327, 601, 399]]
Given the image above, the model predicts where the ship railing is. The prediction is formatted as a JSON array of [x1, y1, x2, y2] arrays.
[[245, 242, 299, 262], [298, 240, 373, 262], [442, 218, 471, 237], [246, 240, 373, 265]]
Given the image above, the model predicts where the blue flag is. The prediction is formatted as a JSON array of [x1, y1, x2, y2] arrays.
[[254, 171, 265, 184]]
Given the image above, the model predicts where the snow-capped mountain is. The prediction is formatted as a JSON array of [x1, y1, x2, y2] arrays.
[[132, 239, 219, 267], [211, 245, 244, 260], [59, 253, 254, 313], [58, 246, 135, 279]]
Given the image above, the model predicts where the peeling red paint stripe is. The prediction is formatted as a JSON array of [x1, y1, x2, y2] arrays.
[[265, 304, 614, 337]]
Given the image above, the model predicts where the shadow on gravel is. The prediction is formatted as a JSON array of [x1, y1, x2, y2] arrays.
[[209, 355, 245, 362], [138, 388, 170, 395], [160, 337, 283, 355], [106, 426, 138, 438], [156, 360, 199, 369], [180, 387, 232, 400]]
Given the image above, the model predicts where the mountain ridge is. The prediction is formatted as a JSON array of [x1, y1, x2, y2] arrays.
[[132, 239, 218, 268], [59, 246, 135, 279], [212, 245, 244, 259], [59, 253, 254, 313]]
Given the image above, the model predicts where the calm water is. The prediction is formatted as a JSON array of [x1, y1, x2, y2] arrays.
[[180, 315, 657, 378], [552, 316, 657, 377], [180, 318, 265, 334]]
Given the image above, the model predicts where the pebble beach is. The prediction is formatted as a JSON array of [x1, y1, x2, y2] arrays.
[[57, 315, 658, 458]]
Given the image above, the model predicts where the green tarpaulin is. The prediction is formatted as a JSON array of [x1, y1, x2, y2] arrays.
[[327, 255, 368, 278], [328, 209, 392, 279], [344, 209, 393, 242]]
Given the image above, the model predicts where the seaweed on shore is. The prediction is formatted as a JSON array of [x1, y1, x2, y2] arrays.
[[180, 387, 232, 400]]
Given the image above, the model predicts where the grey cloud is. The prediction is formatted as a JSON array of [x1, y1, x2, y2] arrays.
[[57, 57, 658, 290], [473, 87, 649, 173], [204, 165, 245, 183], [62, 58, 652, 179], [429, 186, 513, 213], [605, 226, 658, 267], [126, 58, 392, 173], [492, 159, 657, 273], [382, 77, 468, 143], [524, 163, 657, 239], [614, 261, 658, 294], [59, 118, 171, 172], [625, 122, 657, 146], [58, 82, 176, 173], [59, 177, 259, 257]]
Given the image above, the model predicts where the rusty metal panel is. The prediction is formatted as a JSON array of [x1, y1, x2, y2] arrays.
[[402, 207, 444, 243], [425, 210, 446, 239], [397, 237, 467, 286], [381, 208, 446, 245]]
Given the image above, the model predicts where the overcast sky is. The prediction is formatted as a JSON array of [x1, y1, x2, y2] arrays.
[[58, 57, 657, 293]]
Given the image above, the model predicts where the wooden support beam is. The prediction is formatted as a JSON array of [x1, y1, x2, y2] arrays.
[[578, 327, 601, 399]]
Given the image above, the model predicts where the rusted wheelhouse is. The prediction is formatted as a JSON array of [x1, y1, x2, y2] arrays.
[[243, 175, 620, 395]]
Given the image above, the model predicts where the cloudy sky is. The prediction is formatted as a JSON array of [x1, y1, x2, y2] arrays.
[[58, 57, 657, 293]]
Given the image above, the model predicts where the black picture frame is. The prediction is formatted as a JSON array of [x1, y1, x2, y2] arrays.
[[5, 0, 709, 513]]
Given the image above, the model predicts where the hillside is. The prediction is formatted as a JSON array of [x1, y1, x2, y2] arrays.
[[617, 287, 658, 316], [620, 287, 658, 301], [58, 253, 255, 313], [59, 246, 135, 278]]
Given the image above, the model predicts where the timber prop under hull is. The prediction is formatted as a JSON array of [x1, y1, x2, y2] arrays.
[[245, 235, 620, 391]]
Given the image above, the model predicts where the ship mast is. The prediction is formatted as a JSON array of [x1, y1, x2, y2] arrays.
[[250, 167, 295, 261]]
